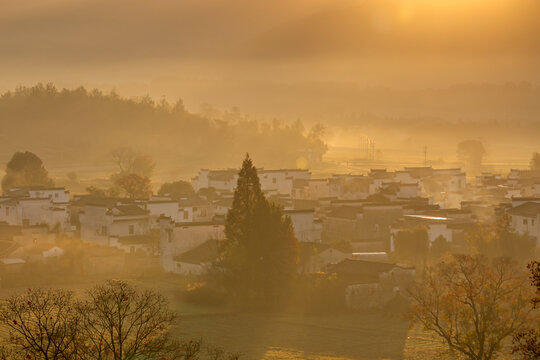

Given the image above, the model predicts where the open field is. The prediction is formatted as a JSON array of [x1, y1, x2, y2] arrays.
[[171, 310, 454, 360], [0, 274, 454, 360]]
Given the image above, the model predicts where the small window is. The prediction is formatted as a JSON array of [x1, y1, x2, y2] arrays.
[[101, 226, 108, 235], [523, 219, 527, 226], [532, 219, 536, 226], [272, 178, 277, 184], [54, 193, 59, 198], [129, 224, 134, 235], [183, 211, 189, 220], [5, 207, 9, 216]]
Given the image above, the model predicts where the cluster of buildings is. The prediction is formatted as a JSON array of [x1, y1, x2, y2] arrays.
[[0, 166, 538, 308]]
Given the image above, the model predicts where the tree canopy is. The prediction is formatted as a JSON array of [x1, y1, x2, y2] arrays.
[[1, 151, 54, 191], [158, 180, 195, 198], [408, 255, 533, 360], [115, 173, 152, 199], [457, 139, 485, 172], [0, 84, 328, 171]]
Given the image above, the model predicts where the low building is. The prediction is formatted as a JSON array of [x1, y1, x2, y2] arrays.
[[508, 202, 540, 246], [159, 217, 225, 273], [79, 204, 150, 245]]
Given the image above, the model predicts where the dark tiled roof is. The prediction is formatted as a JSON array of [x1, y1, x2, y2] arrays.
[[508, 202, 540, 218], [113, 205, 148, 216], [327, 206, 363, 220], [174, 239, 219, 264]]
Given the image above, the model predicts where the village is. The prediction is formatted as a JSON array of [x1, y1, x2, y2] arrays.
[[1, 163, 538, 310]]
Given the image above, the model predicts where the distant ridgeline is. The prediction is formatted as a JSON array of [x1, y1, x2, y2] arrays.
[[0, 83, 327, 171]]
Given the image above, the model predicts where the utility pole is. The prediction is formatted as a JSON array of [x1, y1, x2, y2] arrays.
[[423, 146, 427, 166]]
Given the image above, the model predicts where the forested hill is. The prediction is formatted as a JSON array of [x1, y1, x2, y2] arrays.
[[0, 84, 327, 175]]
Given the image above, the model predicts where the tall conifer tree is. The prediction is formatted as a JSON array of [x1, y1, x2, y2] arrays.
[[219, 154, 298, 308]]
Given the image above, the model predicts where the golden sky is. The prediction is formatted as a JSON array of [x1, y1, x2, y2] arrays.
[[1, 0, 539, 91]]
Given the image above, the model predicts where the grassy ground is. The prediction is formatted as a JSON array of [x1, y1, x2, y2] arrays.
[[0, 275, 454, 360], [170, 309, 452, 360]]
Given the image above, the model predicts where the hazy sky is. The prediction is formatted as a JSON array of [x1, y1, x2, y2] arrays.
[[1, 0, 539, 114]]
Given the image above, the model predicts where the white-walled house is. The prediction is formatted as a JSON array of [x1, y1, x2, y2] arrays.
[[0, 197, 69, 230], [159, 217, 225, 274], [5, 187, 70, 206], [192, 168, 311, 196], [79, 204, 150, 245], [508, 202, 540, 247], [284, 209, 322, 243], [389, 214, 455, 252], [144, 200, 179, 227], [191, 169, 238, 192], [258, 169, 311, 195]]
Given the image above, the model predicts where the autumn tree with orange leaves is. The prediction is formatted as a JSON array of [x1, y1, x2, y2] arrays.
[[408, 254, 533, 360], [512, 261, 540, 360]]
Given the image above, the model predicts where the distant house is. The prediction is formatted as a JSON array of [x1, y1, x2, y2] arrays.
[[192, 168, 311, 196], [284, 209, 322, 243], [159, 217, 225, 273], [328, 259, 415, 310], [79, 204, 150, 245], [0, 197, 69, 230], [144, 200, 180, 228], [110, 233, 158, 255], [299, 242, 350, 273], [508, 202, 540, 246], [323, 201, 404, 251], [173, 239, 220, 275], [328, 175, 371, 200], [191, 169, 239, 192]]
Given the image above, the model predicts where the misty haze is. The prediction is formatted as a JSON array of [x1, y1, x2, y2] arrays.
[[0, 1, 538, 359]]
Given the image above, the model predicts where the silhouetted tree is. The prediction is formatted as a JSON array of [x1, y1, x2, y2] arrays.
[[0, 288, 80, 359], [409, 255, 533, 360], [513, 261, 540, 359], [76, 280, 179, 360], [131, 154, 156, 178], [115, 173, 152, 199], [158, 180, 195, 198], [218, 154, 299, 308], [394, 227, 429, 266], [111, 147, 155, 178], [111, 147, 137, 174], [1, 151, 54, 191], [530, 152, 540, 171], [457, 140, 485, 171], [0, 282, 240, 360], [66, 171, 78, 184]]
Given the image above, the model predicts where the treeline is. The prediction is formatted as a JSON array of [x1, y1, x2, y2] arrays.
[[0, 84, 327, 172]]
